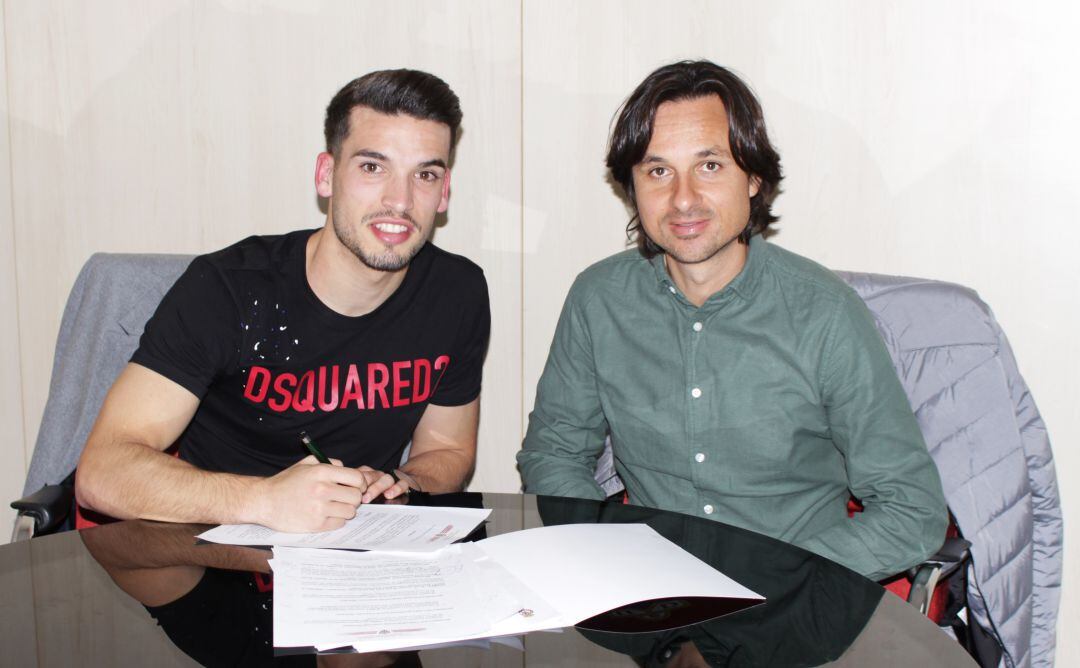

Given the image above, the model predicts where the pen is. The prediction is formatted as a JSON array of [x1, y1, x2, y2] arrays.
[[299, 431, 331, 464]]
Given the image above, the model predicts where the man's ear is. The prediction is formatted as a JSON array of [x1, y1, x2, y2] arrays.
[[315, 152, 334, 199], [748, 174, 761, 198], [437, 169, 452, 213]]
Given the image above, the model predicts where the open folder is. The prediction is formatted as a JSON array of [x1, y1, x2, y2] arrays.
[[270, 522, 764, 653]]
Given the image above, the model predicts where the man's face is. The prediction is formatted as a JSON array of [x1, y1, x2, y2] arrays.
[[316, 106, 452, 272], [632, 95, 759, 272]]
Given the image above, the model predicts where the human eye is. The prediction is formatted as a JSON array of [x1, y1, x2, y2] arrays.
[[416, 169, 442, 183], [701, 161, 722, 173], [648, 166, 670, 178], [359, 162, 382, 174]]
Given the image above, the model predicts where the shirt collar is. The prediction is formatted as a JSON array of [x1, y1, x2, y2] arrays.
[[649, 234, 768, 305]]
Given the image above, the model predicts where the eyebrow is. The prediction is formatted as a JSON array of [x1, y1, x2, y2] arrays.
[[640, 146, 733, 164], [353, 149, 388, 161], [351, 149, 447, 171]]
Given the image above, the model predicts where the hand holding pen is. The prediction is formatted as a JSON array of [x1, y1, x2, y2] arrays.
[[298, 431, 414, 504]]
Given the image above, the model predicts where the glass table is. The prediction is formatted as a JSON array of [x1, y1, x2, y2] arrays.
[[0, 492, 975, 667]]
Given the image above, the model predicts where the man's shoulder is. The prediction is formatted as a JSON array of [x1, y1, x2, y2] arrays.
[[423, 243, 486, 278], [418, 243, 488, 297], [569, 249, 649, 302], [580, 247, 647, 276], [197, 229, 311, 273], [760, 240, 860, 306]]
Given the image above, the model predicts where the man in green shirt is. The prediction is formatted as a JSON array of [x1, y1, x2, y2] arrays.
[[518, 60, 947, 581]]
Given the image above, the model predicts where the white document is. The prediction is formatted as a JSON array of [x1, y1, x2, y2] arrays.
[[197, 503, 490, 552], [270, 543, 560, 651], [474, 523, 763, 626]]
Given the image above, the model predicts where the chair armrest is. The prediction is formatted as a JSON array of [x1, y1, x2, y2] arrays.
[[924, 536, 972, 579], [10, 484, 74, 538], [929, 537, 972, 561], [907, 537, 972, 615]]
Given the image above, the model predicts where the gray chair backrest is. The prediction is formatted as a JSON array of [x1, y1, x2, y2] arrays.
[[837, 271, 1061, 668], [23, 253, 194, 497]]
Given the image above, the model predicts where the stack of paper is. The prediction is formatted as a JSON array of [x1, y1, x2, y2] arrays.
[[270, 543, 561, 652], [199, 507, 764, 653]]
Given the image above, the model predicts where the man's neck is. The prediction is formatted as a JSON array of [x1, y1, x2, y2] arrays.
[[664, 242, 748, 307], [305, 228, 408, 317]]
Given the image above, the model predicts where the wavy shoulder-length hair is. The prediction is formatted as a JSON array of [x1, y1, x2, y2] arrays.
[[606, 60, 783, 257]]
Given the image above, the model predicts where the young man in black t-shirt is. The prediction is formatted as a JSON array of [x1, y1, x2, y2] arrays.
[[76, 69, 490, 533]]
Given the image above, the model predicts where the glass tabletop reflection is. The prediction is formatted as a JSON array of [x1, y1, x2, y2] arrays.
[[0, 492, 974, 667]]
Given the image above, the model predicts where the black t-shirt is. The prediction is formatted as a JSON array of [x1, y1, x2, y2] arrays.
[[132, 230, 490, 476]]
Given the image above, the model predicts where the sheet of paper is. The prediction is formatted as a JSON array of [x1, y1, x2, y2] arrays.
[[336, 545, 564, 653], [474, 523, 763, 625], [197, 503, 490, 551], [270, 543, 559, 651]]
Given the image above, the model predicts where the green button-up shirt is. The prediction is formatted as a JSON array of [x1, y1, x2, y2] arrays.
[[519, 237, 947, 580]]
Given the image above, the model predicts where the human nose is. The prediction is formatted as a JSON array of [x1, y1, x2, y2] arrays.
[[671, 173, 700, 213], [382, 173, 413, 214]]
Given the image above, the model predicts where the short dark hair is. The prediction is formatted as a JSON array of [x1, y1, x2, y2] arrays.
[[606, 60, 783, 256], [324, 69, 463, 156]]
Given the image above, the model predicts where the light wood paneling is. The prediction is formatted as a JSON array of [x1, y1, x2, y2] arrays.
[[0, 0, 27, 531], [5, 0, 522, 494]]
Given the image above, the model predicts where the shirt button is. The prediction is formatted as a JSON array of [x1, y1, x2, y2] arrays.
[[703, 504, 714, 514], [692, 321, 703, 332], [668, 285, 677, 294], [695, 452, 705, 463], [691, 387, 702, 399]]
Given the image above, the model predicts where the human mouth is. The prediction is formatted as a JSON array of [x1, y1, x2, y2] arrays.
[[370, 219, 414, 245], [668, 219, 708, 237]]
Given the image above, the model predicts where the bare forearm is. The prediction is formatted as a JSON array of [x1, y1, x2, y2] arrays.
[[75, 363, 264, 525], [395, 399, 479, 494], [77, 364, 369, 533], [399, 447, 475, 493], [79, 435, 371, 532], [77, 438, 263, 526]]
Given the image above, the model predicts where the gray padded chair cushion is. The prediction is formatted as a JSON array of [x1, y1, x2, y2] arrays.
[[23, 253, 194, 496], [838, 272, 1062, 668]]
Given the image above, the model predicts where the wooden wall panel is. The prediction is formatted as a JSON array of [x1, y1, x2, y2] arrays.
[[0, 0, 27, 532]]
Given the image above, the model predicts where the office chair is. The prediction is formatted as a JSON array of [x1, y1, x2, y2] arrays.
[[11, 253, 194, 542], [838, 271, 1062, 668]]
